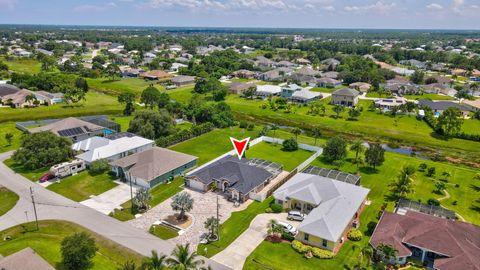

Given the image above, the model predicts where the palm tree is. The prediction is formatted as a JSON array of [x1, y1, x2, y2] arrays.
[[167, 244, 204, 270], [311, 127, 321, 146], [118, 261, 137, 270], [270, 124, 279, 143], [24, 93, 37, 106], [350, 139, 365, 167], [141, 250, 166, 270], [359, 246, 374, 267], [390, 165, 416, 199], [291, 127, 302, 142], [204, 216, 219, 239], [376, 243, 398, 262], [266, 219, 280, 236]]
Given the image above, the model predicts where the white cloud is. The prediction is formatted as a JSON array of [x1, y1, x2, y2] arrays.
[[426, 3, 443, 10], [0, 0, 17, 10], [344, 1, 396, 15]]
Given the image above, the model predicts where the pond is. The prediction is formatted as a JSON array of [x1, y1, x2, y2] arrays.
[[363, 142, 430, 160]]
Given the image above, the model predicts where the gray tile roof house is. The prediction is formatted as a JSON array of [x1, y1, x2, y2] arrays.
[[331, 88, 360, 107], [274, 173, 370, 251], [0, 247, 54, 270], [29, 117, 105, 142], [0, 84, 20, 97], [290, 89, 322, 103], [418, 99, 472, 116], [171, 75, 196, 86], [186, 156, 279, 202], [110, 147, 198, 188], [228, 82, 255, 95]]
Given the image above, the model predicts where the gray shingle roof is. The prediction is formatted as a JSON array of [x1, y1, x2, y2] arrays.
[[418, 99, 472, 112], [332, 88, 359, 97], [274, 173, 369, 242]]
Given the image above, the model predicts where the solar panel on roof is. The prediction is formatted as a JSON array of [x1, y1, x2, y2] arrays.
[[58, 127, 85, 137]]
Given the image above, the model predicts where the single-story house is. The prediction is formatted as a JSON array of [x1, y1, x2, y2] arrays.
[[228, 82, 255, 95], [185, 156, 281, 202], [317, 77, 342, 88], [35, 48, 53, 56], [427, 75, 453, 85], [171, 75, 196, 87], [370, 210, 480, 269], [290, 89, 322, 104], [231, 69, 256, 79], [140, 70, 173, 80], [383, 80, 421, 95], [295, 58, 311, 65], [122, 68, 144, 78], [76, 136, 154, 165], [392, 67, 415, 76], [255, 85, 282, 98], [0, 247, 55, 270], [418, 99, 472, 117], [349, 82, 371, 92], [29, 117, 107, 142], [463, 99, 480, 112], [0, 89, 38, 108], [374, 97, 407, 109], [322, 71, 339, 79], [294, 67, 322, 77], [281, 84, 303, 98], [320, 58, 340, 69], [290, 74, 318, 86], [331, 88, 359, 107], [0, 84, 21, 98], [170, 62, 187, 72], [274, 172, 369, 252], [275, 60, 296, 68], [111, 147, 198, 188], [72, 136, 111, 152], [257, 68, 292, 82], [399, 59, 426, 69], [254, 56, 274, 67], [36, 91, 64, 104]]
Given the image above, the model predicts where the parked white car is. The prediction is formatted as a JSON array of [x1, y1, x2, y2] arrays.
[[287, 210, 306, 221], [277, 221, 297, 235]]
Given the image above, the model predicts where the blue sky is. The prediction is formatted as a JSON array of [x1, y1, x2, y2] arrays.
[[0, 0, 479, 29]]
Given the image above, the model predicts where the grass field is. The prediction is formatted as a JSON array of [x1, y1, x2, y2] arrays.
[[403, 93, 456, 101], [149, 224, 178, 240], [0, 122, 24, 153], [87, 77, 154, 96], [244, 145, 480, 270], [0, 92, 122, 123], [245, 141, 314, 171], [109, 115, 133, 132], [0, 187, 19, 217], [0, 221, 143, 270], [462, 118, 480, 135], [197, 197, 273, 258], [0, 57, 41, 74], [47, 171, 118, 202], [3, 158, 49, 182], [111, 177, 184, 221]]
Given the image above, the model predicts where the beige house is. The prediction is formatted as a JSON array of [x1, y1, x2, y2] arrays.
[[331, 88, 360, 107], [349, 82, 371, 92]]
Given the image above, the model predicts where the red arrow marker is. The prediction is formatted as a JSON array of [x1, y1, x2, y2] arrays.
[[230, 137, 250, 160]]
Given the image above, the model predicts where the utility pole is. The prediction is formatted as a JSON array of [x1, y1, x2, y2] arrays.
[[29, 187, 39, 231]]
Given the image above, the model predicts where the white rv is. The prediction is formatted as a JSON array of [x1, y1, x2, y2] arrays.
[[50, 159, 86, 178]]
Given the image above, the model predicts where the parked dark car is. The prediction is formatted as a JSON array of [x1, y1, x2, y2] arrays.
[[39, 173, 54, 183]]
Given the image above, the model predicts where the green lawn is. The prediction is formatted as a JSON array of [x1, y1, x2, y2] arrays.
[[3, 158, 49, 182], [87, 77, 154, 96], [244, 143, 480, 270], [0, 187, 19, 216], [47, 171, 118, 202], [0, 122, 24, 153], [310, 86, 344, 93], [225, 95, 480, 162], [198, 197, 273, 258], [111, 177, 184, 221], [403, 93, 456, 101], [0, 92, 122, 123], [462, 118, 480, 135], [167, 85, 195, 104], [365, 91, 391, 98], [245, 141, 314, 171], [0, 221, 143, 270], [149, 224, 178, 240], [169, 126, 263, 165], [0, 57, 41, 74], [109, 115, 133, 132]]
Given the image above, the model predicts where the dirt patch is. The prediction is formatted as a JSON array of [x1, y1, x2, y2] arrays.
[[164, 214, 192, 229]]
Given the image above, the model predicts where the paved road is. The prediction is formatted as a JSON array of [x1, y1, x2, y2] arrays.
[[0, 151, 230, 270], [211, 213, 300, 270]]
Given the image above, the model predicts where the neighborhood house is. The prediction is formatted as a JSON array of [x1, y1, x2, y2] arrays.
[[331, 88, 360, 107], [29, 117, 107, 142]]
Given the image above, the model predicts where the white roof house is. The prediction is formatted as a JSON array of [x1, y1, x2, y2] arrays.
[[391, 67, 415, 76], [76, 136, 154, 163], [291, 89, 321, 102], [72, 136, 111, 152], [274, 173, 369, 242], [255, 85, 282, 96]]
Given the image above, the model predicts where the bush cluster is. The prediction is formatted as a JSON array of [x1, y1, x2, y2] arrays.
[[291, 240, 311, 253], [347, 229, 363, 241], [291, 240, 334, 259], [270, 203, 283, 213], [89, 159, 109, 175]]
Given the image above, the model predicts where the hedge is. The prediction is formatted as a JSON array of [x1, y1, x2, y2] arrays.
[[156, 122, 214, 147], [347, 229, 363, 241], [291, 240, 311, 254], [291, 240, 334, 259]]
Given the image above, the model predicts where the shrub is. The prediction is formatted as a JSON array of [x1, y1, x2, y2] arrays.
[[89, 159, 109, 175], [366, 221, 377, 236], [281, 232, 295, 241], [270, 203, 283, 213], [247, 123, 255, 131], [282, 138, 298, 151], [427, 198, 440, 206], [311, 247, 335, 259], [239, 121, 248, 128], [291, 240, 311, 254], [347, 229, 362, 241], [418, 163, 427, 172], [265, 207, 273, 213], [452, 200, 457, 205]]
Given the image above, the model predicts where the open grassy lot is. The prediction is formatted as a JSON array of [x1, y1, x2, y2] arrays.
[[3, 158, 49, 182], [109, 115, 133, 132], [244, 143, 480, 270], [245, 141, 314, 171], [111, 177, 184, 221], [47, 171, 118, 202], [198, 197, 273, 258], [87, 77, 154, 96], [149, 224, 178, 240], [403, 93, 456, 101], [0, 57, 41, 74], [0, 187, 19, 217], [0, 220, 143, 270], [0, 92, 122, 123], [225, 95, 480, 161], [0, 122, 24, 153], [167, 85, 195, 103]]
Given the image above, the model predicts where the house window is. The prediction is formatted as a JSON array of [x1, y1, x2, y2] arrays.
[[304, 233, 309, 241], [322, 239, 328, 247]]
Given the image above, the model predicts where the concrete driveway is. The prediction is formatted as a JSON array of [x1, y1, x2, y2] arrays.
[[81, 181, 139, 215], [211, 212, 301, 270]]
